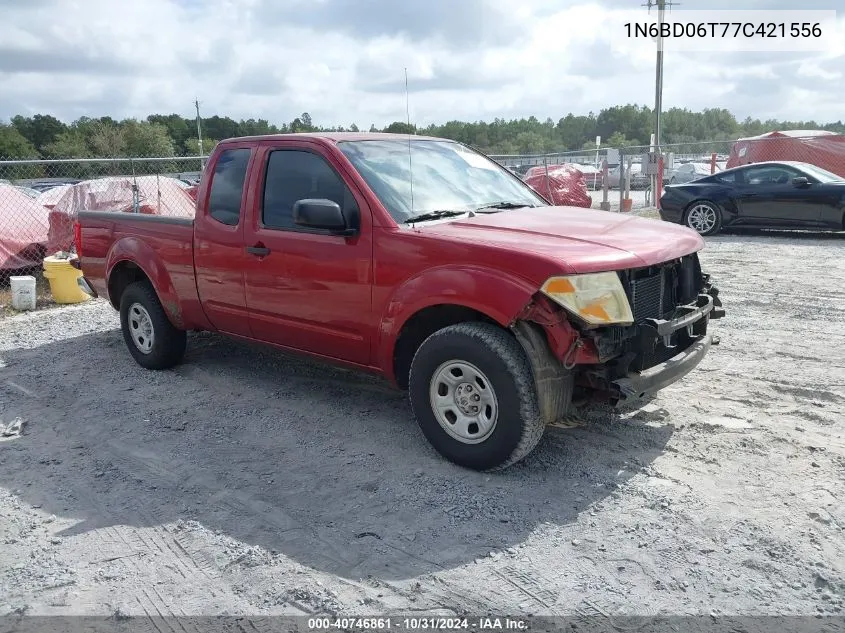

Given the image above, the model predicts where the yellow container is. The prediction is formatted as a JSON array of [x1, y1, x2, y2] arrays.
[[42, 255, 90, 304]]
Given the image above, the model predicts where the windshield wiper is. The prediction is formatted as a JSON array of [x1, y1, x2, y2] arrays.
[[475, 201, 534, 212], [403, 210, 469, 224]]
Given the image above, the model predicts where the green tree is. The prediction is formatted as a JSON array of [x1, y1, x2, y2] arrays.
[[514, 131, 547, 154], [88, 120, 126, 158], [201, 116, 239, 141], [122, 120, 175, 156], [557, 113, 597, 150], [11, 114, 67, 153], [147, 114, 192, 153], [4, 105, 843, 162], [596, 105, 651, 146], [606, 131, 633, 147], [383, 121, 416, 134], [0, 123, 39, 158], [42, 130, 91, 158], [0, 123, 43, 178], [184, 138, 219, 155], [290, 112, 316, 133]]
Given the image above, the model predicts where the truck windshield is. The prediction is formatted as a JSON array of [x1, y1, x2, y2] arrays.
[[338, 139, 547, 223]]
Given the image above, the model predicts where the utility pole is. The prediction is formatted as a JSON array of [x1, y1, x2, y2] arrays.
[[194, 98, 204, 170], [647, 0, 673, 207], [647, 0, 674, 150], [654, 0, 665, 151]]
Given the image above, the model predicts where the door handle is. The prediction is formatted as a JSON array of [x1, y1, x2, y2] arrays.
[[246, 245, 270, 256]]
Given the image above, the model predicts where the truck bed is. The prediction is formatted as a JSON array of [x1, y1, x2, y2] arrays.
[[77, 211, 203, 329]]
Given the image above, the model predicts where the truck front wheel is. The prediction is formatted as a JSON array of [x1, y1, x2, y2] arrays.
[[119, 281, 187, 370], [408, 322, 545, 471]]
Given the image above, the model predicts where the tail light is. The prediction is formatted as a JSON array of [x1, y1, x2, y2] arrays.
[[73, 221, 83, 259]]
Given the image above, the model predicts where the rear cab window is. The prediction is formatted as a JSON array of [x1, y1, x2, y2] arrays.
[[208, 148, 251, 226]]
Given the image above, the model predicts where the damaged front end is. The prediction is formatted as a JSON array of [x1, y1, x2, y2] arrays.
[[515, 253, 725, 411]]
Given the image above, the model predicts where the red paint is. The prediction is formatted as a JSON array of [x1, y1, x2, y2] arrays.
[[515, 295, 601, 365], [78, 133, 706, 385]]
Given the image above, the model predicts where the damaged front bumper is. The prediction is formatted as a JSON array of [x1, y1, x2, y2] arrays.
[[613, 334, 712, 404], [576, 278, 724, 407], [611, 283, 723, 406]]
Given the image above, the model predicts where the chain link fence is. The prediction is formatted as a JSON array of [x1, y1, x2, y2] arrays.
[[1, 133, 842, 303], [491, 133, 844, 214], [490, 141, 739, 213], [0, 156, 204, 295]]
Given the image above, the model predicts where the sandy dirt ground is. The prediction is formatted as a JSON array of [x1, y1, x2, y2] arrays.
[[0, 229, 843, 621]]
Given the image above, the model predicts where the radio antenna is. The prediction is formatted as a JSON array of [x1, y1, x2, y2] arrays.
[[405, 67, 415, 216]]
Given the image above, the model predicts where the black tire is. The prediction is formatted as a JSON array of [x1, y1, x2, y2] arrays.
[[683, 200, 723, 236], [119, 281, 187, 370], [408, 322, 544, 471]]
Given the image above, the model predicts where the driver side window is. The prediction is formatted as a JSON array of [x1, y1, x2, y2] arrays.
[[744, 166, 798, 186], [262, 149, 356, 230]]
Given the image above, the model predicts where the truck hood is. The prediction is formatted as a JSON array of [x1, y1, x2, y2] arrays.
[[416, 206, 705, 274]]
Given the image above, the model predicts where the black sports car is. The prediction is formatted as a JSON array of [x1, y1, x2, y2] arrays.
[[659, 161, 845, 236]]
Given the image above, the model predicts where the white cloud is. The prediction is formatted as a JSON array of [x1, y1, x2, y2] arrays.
[[0, 0, 842, 127]]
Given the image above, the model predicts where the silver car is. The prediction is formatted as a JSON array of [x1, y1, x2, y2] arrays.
[[668, 162, 716, 184], [605, 163, 650, 190]]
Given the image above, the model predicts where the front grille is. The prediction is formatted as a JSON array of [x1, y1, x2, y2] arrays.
[[629, 273, 665, 320], [623, 254, 702, 322], [619, 254, 705, 372]]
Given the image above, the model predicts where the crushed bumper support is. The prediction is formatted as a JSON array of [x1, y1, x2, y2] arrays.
[[612, 334, 712, 406], [635, 290, 719, 350]]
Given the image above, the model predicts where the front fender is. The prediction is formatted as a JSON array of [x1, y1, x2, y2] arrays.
[[105, 237, 183, 328], [375, 265, 539, 380]]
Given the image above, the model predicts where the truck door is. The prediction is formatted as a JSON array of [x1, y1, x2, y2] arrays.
[[242, 141, 374, 366], [193, 145, 255, 336]]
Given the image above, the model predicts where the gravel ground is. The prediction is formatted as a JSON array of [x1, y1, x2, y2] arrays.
[[0, 229, 843, 621]]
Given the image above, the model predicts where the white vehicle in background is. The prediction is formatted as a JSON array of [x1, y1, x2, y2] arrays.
[[668, 162, 719, 184], [605, 163, 650, 190], [573, 163, 602, 190]]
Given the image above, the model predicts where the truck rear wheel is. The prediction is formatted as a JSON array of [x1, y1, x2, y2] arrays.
[[408, 322, 544, 471], [119, 281, 187, 370]]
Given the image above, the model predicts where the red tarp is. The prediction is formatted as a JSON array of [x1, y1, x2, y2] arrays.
[[523, 164, 592, 208], [37, 184, 74, 210], [726, 131, 845, 178], [47, 176, 197, 253], [0, 184, 51, 270]]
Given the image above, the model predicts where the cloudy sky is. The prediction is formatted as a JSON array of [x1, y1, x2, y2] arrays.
[[0, 0, 843, 127]]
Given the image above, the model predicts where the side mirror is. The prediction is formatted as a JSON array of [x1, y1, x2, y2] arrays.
[[792, 176, 810, 187], [292, 198, 355, 235]]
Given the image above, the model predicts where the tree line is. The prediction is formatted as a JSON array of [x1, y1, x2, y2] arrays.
[[1, 105, 843, 161]]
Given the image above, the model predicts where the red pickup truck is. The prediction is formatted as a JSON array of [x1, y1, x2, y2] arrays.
[[74, 133, 724, 470]]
